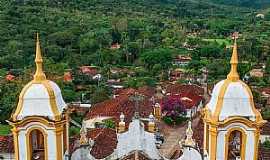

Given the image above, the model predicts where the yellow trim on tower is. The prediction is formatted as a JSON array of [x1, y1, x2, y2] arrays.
[[224, 127, 247, 160], [239, 81, 265, 123], [55, 126, 64, 160], [10, 116, 66, 128], [12, 81, 34, 121], [11, 127, 19, 160], [213, 80, 231, 121], [209, 125, 217, 160], [42, 80, 61, 120], [26, 127, 48, 160], [254, 129, 260, 160]]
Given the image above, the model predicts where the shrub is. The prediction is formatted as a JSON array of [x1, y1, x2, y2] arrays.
[[263, 140, 270, 149], [104, 119, 116, 129], [162, 116, 174, 125]]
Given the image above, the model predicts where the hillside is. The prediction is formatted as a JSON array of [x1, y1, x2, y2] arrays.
[[0, 0, 270, 124]]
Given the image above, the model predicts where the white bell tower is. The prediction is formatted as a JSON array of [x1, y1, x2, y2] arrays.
[[9, 34, 68, 160], [202, 34, 266, 160]]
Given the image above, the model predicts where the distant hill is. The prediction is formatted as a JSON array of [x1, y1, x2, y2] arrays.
[[208, 0, 270, 9]]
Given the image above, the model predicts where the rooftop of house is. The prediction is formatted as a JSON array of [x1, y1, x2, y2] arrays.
[[85, 86, 155, 126], [69, 128, 117, 159], [120, 150, 152, 160], [261, 121, 270, 135], [166, 83, 204, 96], [0, 135, 14, 153], [79, 66, 98, 76]]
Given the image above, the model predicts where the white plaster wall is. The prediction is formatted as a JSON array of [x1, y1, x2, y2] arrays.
[[245, 131, 255, 160], [47, 130, 57, 160], [18, 130, 27, 160], [216, 131, 226, 160]]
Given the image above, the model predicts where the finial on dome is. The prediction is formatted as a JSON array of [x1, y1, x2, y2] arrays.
[[33, 33, 46, 82], [227, 32, 240, 82]]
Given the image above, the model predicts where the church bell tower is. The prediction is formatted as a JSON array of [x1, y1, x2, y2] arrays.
[[202, 34, 266, 160], [9, 34, 69, 160]]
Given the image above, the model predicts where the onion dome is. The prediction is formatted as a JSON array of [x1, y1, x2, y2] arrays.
[[12, 34, 66, 121], [205, 37, 263, 123]]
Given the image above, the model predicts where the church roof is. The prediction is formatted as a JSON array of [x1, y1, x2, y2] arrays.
[[11, 34, 66, 121], [85, 86, 155, 127], [261, 121, 270, 135], [120, 150, 153, 160], [87, 128, 117, 159], [116, 119, 162, 159], [205, 39, 263, 122], [0, 135, 14, 153], [69, 128, 117, 159]]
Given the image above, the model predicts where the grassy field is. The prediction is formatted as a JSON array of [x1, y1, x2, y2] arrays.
[[0, 124, 11, 136], [203, 38, 231, 46]]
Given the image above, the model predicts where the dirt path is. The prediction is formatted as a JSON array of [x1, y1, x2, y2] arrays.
[[158, 116, 200, 159]]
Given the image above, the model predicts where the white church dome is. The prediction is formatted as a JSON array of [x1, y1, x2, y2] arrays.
[[207, 79, 255, 121], [12, 34, 66, 121], [206, 40, 261, 122]]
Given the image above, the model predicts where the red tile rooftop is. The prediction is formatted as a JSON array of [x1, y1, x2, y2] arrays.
[[87, 128, 117, 159], [69, 128, 117, 159], [0, 135, 14, 153], [261, 121, 270, 135], [166, 84, 204, 96], [85, 86, 156, 126]]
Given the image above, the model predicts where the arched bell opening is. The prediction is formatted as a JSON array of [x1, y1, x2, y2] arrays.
[[27, 128, 47, 160], [225, 129, 246, 160]]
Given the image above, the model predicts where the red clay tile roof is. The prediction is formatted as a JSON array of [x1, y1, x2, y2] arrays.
[[0, 135, 14, 153], [85, 86, 155, 126], [261, 121, 270, 135], [166, 84, 204, 96], [87, 128, 117, 159], [121, 150, 152, 160], [64, 72, 73, 82], [79, 66, 98, 76], [69, 128, 117, 159], [259, 145, 270, 160], [193, 119, 204, 150], [260, 87, 270, 95], [5, 74, 15, 81]]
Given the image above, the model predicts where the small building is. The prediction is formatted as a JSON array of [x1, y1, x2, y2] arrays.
[[173, 55, 192, 67], [64, 71, 73, 82], [5, 74, 15, 81], [110, 43, 121, 49], [79, 66, 98, 76], [249, 68, 264, 78], [169, 68, 186, 81], [0, 135, 14, 160], [260, 122, 270, 143]]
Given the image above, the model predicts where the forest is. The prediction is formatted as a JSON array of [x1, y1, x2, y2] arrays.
[[0, 0, 270, 126]]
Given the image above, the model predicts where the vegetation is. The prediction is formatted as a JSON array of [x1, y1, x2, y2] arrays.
[[262, 140, 270, 149], [104, 119, 116, 129], [0, 124, 11, 136], [0, 0, 270, 125]]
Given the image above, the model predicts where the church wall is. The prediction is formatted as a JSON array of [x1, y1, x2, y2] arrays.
[[18, 130, 27, 160], [216, 130, 226, 160], [245, 131, 255, 160]]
